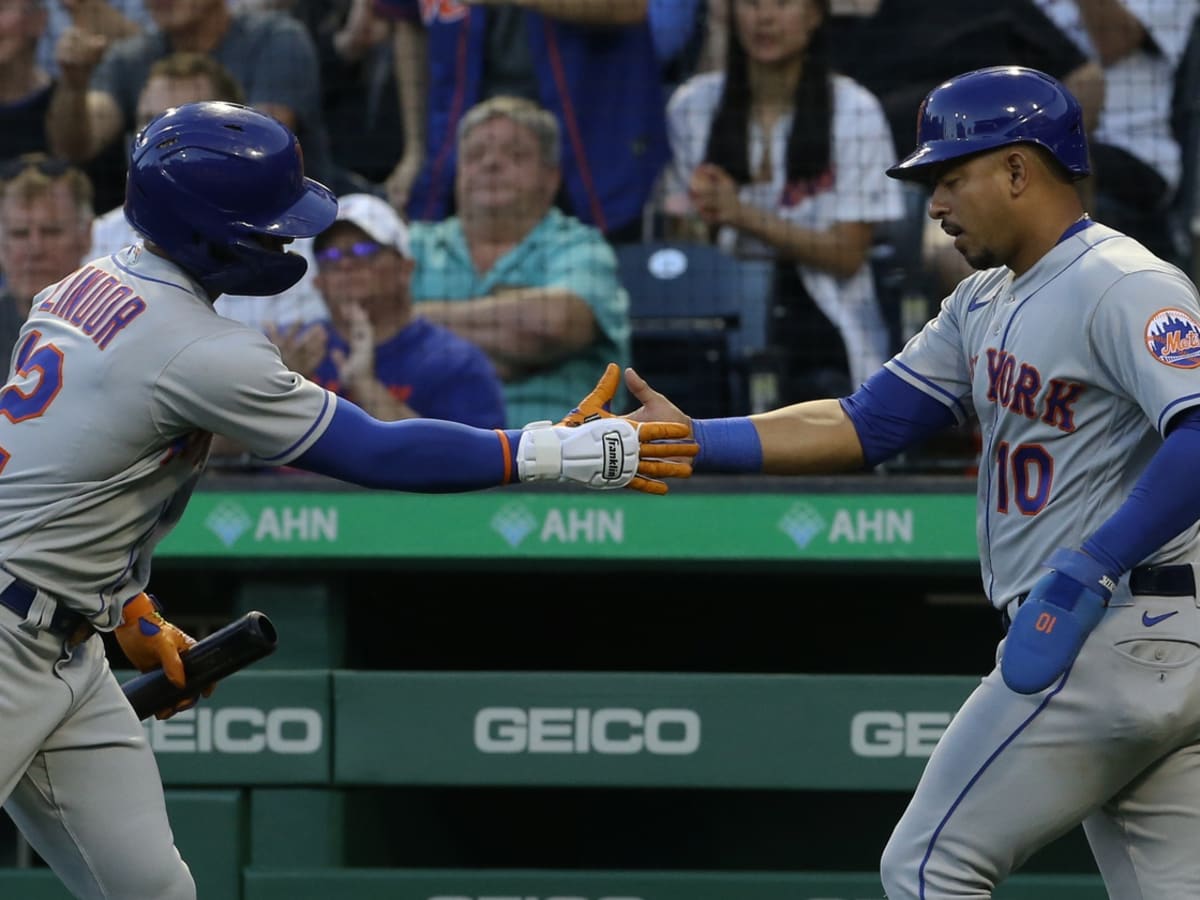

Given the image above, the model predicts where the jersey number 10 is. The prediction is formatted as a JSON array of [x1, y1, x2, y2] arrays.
[[995, 441, 1053, 515]]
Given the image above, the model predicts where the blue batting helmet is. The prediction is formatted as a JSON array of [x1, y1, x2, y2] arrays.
[[125, 101, 338, 297], [887, 66, 1090, 183]]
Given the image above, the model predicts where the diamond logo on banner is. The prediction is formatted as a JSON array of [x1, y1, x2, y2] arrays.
[[778, 502, 826, 549], [491, 503, 538, 547], [205, 501, 254, 547]]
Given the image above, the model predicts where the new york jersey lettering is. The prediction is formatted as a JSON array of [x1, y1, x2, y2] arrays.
[[985, 348, 1083, 433]]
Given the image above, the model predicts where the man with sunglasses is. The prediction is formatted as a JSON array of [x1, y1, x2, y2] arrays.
[[0, 101, 695, 900], [287, 192, 506, 428], [0, 153, 94, 364]]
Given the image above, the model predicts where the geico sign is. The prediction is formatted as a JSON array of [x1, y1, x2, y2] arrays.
[[146, 707, 323, 754], [850, 711, 951, 758], [474, 707, 700, 755]]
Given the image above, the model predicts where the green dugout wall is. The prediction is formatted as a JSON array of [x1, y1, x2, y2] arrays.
[[0, 476, 1108, 897]]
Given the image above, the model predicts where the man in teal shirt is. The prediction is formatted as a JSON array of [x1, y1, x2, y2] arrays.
[[407, 96, 631, 428]]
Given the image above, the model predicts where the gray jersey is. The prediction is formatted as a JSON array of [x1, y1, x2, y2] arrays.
[[887, 221, 1200, 606], [0, 246, 335, 626]]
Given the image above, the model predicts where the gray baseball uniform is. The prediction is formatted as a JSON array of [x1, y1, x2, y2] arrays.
[[879, 220, 1200, 896], [0, 244, 335, 899]]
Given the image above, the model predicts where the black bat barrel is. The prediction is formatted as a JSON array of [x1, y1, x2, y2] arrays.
[[122, 611, 278, 721]]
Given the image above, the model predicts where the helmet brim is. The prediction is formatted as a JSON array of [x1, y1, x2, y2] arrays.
[[252, 177, 339, 239], [887, 137, 1090, 183]]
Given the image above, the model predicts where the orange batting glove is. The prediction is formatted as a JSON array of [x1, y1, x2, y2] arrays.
[[558, 363, 697, 495], [115, 592, 213, 719]]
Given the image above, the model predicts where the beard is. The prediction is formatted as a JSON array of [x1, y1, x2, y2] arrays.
[[963, 245, 1000, 271]]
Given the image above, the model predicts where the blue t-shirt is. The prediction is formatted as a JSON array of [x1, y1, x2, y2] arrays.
[[313, 317, 505, 429]]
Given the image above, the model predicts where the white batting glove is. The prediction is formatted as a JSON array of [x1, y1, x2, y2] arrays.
[[516, 418, 638, 489]]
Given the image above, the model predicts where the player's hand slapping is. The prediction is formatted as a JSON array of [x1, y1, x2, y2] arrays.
[[542, 363, 697, 494], [621, 366, 693, 434], [115, 593, 215, 720]]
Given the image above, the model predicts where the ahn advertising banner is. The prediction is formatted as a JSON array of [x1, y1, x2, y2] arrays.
[[333, 672, 979, 790], [157, 489, 978, 562]]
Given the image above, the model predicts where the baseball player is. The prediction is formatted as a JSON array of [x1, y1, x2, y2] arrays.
[[625, 66, 1200, 897], [0, 100, 695, 900]]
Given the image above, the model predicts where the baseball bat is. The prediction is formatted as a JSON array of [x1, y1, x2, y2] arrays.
[[122, 610, 278, 721]]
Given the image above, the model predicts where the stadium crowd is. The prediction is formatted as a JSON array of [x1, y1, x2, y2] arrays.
[[1, 0, 1198, 465]]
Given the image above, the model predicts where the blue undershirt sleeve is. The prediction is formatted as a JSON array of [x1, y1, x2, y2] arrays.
[[838, 369, 959, 467], [1082, 407, 1200, 574], [291, 396, 523, 492]]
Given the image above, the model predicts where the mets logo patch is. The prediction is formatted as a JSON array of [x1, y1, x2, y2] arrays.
[[1145, 308, 1200, 368]]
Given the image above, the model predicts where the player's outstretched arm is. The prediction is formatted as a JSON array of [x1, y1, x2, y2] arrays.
[[290, 368, 696, 494], [622, 366, 865, 475]]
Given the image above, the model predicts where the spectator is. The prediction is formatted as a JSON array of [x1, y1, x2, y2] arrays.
[[664, 0, 906, 402], [1035, 0, 1199, 264], [0, 153, 93, 363], [0, 0, 55, 166], [827, 0, 1104, 165], [35, 0, 148, 78], [407, 96, 631, 428], [825, 0, 1105, 300], [696, 0, 907, 76], [376, 0, 670, 243], [282, 192, 505, 427], [45, 0, 348, 203], [85, 52, 326, 331], [289, 0, 404, 191], [4, 1, 148, 213]]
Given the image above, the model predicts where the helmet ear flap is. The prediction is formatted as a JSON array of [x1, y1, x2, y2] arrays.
[[207, 240, 239, 265]]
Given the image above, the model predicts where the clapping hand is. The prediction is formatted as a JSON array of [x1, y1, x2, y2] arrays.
[[265, 321, 328, 378], [688, 163, 742, 227], [330, 302, 375, 389]]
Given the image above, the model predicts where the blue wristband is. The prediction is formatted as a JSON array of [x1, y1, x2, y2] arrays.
[[692, 417, 763, 473]]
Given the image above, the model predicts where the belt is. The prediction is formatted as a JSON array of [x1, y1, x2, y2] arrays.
[[1000, 563, 1195, 632], [0, 578, 93, 643], [1128, 564, 1195, 597]]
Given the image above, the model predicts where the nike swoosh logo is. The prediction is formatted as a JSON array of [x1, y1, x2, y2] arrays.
[[1142, 610, 1180, 627], [966, 287, 1004, 313]]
